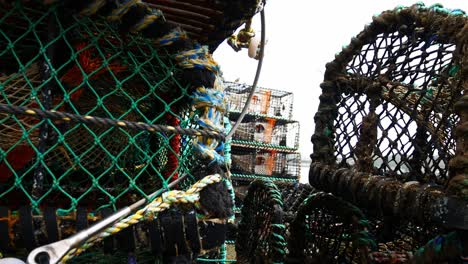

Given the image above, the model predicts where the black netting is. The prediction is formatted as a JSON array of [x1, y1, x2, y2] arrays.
[[236, 180, 286, 264], [333, 26, 462, 185], [310, 4, 467, 263], [287, 192, 375, 264]]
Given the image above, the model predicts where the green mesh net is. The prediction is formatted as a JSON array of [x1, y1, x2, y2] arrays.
[[0, 2, 202, 222]]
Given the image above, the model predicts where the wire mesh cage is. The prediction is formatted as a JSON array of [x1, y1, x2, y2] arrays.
[[0, 0, 197, 216], [225, 81, 294, 120], [232, 180, 250, 209], [366, 214, 447, 254], [0, 0, 247, 261], [231, 149, 301, 179], [231, 120, 299, 149], [275, 182, 316, 260]]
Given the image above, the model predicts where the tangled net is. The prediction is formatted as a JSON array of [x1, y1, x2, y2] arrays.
[[0, 0, 260, 262]]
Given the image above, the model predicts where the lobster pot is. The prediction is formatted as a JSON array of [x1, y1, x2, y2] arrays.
[[308, 4, 467, 263], [311, 5, 466, 187], [231, 149, 300, 179], [0, 2, 198, 214], [232, 120, 299, 148], [253, 121, 274, 143], [231, 151, 256, 175], [225, 82, 294, 119], [231, 121, 255, 141], [0, 0, 266, 262], [254, 152, 276, 175]]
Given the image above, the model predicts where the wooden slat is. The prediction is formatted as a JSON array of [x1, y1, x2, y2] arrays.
[[164, 13, 215, 31], [147, 0, 224, 13], [149, 4, 211, 21], [151, 0, 223, 17], [185, 31, 199, 39], [170, 20, 203, 34]]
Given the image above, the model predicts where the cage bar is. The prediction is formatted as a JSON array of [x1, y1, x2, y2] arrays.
[[231, 120, 299, 149], [225, 81, 294, 120], [230, 149, 300, 179]]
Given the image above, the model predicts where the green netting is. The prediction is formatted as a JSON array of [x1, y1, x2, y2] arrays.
[[0, 2, 199, 216]]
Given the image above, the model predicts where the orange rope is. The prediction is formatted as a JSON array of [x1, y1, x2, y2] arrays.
[[0, 211, 18, 248]]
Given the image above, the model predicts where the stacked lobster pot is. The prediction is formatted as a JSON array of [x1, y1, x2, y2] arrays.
[[0, 0, 265, 263], [235, 4, 468, 264], [224, 81, 301, 210]]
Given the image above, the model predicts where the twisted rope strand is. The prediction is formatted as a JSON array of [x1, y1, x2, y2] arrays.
[[0, 103, 225, 140], [62, 174, 222, 262]]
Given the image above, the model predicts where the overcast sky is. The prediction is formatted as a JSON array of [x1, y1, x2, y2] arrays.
[[214, 0, 467, 182]]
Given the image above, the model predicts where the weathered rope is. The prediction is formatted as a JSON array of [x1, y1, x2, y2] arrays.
[[42, 0, 227, 166], [223, 116, 232, 167], [62, 174, 222, 262], [231, 173, 298, 182], [164, 111, 181, 181], [175, 48, 227, 165], [0, 103, 225, 141]]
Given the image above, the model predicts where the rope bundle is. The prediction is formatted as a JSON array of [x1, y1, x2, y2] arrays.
[[63, 174, 222, 261]]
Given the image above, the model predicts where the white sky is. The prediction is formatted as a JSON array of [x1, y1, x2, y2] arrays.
[[213, 0, 468, 182]]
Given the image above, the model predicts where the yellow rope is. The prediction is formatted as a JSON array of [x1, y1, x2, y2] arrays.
[[107, 0, 142, 22], [130, 12, 162, 33], [79, 0, 107, 16], [61, 174, 222, 262]]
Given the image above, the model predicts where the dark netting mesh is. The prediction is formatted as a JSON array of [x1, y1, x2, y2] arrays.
[[278, 182, 315, 216], [287, 192, 376, 264], [276, 182, 316, 259], [276, 182, 315, 229], [309, 4, 467, 263], [235, 179, 286, 264], [364, 213, 446, 253], [312, 4, 467, 187], [332, 17, 460, 185]]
